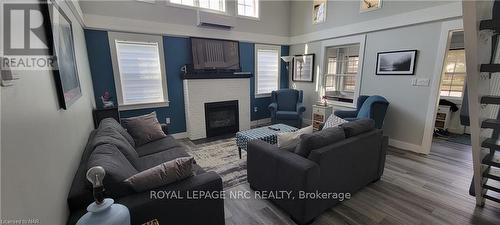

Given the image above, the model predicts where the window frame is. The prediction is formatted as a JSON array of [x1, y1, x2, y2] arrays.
[[439, 49, 466, 100], [320, 35, 366, 108], [167, 0, 228, 14], [255, 44, 281, 98], [108, 32, 169, 111], [236, 0, 260, 19]]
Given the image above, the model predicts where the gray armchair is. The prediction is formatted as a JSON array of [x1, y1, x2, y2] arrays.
[[269, 89, 306, 128]]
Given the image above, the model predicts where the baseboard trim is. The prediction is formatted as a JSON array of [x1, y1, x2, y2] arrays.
[[171, 132, 188, 139], [251, 118, 271, 127], [388, 138, 425, 154]]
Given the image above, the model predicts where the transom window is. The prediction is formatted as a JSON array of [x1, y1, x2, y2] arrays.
[[324, 44, 360, 103], [237, 0, 259, 18], [440, 49, 466, 98], [170, 0, 225, 12], [255, 44, 280, 97]]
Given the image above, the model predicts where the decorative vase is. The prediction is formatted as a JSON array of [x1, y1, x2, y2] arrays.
[[76, 198, 130, 225]]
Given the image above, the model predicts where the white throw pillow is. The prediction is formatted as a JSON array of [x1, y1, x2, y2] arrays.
[[277, 125, 313, 149], [323, 114, 348, 130]]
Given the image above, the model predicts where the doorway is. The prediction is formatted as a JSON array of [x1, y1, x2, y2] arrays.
[[433, 30, 471, 146]]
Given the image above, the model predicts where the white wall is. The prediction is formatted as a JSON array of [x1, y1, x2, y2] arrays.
[[79, 0, 290, 44], [289, 0, 463, 152], [1, 1, 95, 224], [290, 0, 451, 37]]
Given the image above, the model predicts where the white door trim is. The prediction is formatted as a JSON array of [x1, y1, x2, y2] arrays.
[[421, 19, 463, 155]]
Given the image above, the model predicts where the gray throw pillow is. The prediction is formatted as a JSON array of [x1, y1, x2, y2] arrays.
[[121, 112, 167, 146], [294, 127, 345, 157], [340, 118, 375, 138], [124, 157, 195, 192]]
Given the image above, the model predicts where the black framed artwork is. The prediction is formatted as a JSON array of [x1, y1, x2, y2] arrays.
[[46, 1, 82, 109], [376, 50, 417, 75], [292, 54, 315, 82]]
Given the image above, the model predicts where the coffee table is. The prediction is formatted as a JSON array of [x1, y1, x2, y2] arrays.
[[235, 124, 298, 159]]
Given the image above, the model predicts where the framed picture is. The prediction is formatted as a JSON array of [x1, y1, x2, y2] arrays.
[[376, 50, 417, 75], [47, 2, 81, 109], [360, 0, 382, 13], [312, 0, 327, 24], [293, 54, 315, 82]]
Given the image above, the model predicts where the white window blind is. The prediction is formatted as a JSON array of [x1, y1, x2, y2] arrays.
[[238, 0, 259, 18], [115, 41, 166, 105], [170, 0, 225, 12], [256, 45, 280, 96]]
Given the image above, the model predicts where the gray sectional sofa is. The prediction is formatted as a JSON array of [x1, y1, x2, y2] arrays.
[[247, 119, 388, 224], [66, 118, 224, 225]]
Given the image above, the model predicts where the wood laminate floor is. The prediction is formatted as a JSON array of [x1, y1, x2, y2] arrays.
[[222, 139, 500, 225]]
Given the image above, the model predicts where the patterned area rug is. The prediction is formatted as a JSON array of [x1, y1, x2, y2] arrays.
[[182, 138, 247, 188]]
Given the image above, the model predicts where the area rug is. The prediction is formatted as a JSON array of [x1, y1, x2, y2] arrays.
[[184, 138, 247, 188]]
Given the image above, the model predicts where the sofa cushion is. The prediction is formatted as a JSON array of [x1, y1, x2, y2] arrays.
[[276, 111, 300, 120], [99, 118, 135, 147], [87, 144, 137, 197], [92, 125, 140, 168], [340, 118, 375, 138], [277, 125, 313, 150], [124, 157, 195, 192], [136, 146, 192, 171], [294, 127, 345, 157], [135, 135, 182, 157], [121, 112, 167, 146]]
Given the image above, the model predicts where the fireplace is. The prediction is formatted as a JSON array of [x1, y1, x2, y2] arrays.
[[204, 100, 239, 138]]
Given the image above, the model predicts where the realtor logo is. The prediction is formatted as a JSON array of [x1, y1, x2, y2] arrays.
[[2, 2, 55, 70], [4, 3, 50, 55]]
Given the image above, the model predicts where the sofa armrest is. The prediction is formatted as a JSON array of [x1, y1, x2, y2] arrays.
[[296, 103, 306, 114], [118, 172, 223, 225], [161, 123, 168, 135], [67, 171, 224, 225], [334, 110, 358, 119], [268, 103, 278, 112], [247, 140, 320, 193]]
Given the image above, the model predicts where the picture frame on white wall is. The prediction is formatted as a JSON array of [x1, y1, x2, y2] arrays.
[[360, 0, 382, 13], [312, 0, 327, 24], [292, 54, 315, 82]]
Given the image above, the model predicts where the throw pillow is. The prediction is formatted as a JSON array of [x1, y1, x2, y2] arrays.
[[323, 114, 348, 130], [340, 118, 375, 138], [294, 126, 345, 157], [277, 126, 313, 151], [124, 157, 195, 192], [121, 112, 167, 146]]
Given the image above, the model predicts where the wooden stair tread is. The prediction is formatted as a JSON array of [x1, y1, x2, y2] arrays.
[[479, 19, 500, 31], [480, 64, 500, 73], [484, 194, 500, 204], [482, 152, 500, 168], [482, 137, 500, 150], [482, 119, 500, 129], [481, 95, 500, 105]]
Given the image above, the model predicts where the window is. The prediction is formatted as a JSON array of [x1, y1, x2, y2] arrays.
[[324, 44, 360, 104], [170, 0, 225, 12], [237, 0, 259, 18], [109, 32, 168, 110], [440, 49, 466, 98], [255, 44, 280, 97]]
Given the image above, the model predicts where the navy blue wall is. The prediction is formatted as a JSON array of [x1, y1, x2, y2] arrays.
[[84, 29, 289, 133]]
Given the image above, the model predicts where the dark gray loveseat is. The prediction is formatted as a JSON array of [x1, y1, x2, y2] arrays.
[[66, 118, 224, 225], [247, 120, 388, 224]]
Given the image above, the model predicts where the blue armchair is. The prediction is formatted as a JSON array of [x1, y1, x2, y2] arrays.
[[334, 95, 389, 129], [269, 89, 306, 128]]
